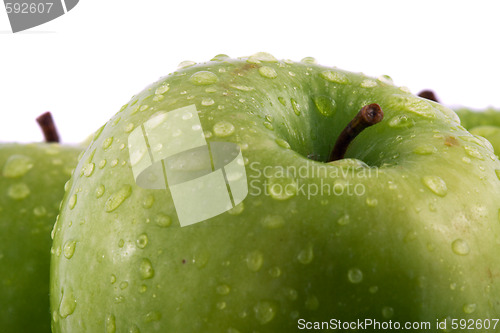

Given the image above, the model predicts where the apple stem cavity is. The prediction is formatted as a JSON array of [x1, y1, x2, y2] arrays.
[[418, 90, 439, 103], [328, 103, 384, 162], [36, 112, 60, 143]]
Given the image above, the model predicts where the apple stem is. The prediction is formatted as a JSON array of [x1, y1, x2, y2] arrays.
[[36, 112, 60, 143], [328, 104, 383, 162], [418, 90, 439, 103]]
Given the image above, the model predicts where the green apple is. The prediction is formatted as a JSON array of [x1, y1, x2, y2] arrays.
[[51, 53, 500, 332], [0, 115, 81, 333], [454, 108, 500, 156]]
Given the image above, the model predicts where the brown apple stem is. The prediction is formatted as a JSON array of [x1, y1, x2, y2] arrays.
[[328, 104, 383, 162], [418, 90, 439, 103], [36, 112, 60, 143]]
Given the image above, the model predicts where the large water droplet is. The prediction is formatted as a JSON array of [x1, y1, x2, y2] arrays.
[[246, 250, 264, 272], [2, 155, 33, 178], [59, 287, 77, 318], [106, 314, 116, 333], [464, 146, 484, 160], [253, 300, 277, 325], [313, 96, 336, 116], [136, 234, 149, 249], [451, 239, 470, 256], [105, 185, 132, 212], [102, 137, 114, 150], [422, 175, 447, 197], [82, 162, 95, 177], [213, 121, 235, 137], [259, 66, 278, 79], [140, 258, 155, 279], [248, 52, 278, 63], [201, 97, 215, 106], [189, 71, 218, 85], [320, 70, 349, 84], [63, 240, 76, 259], [291, 98, 301, 116], [347, 268, 363, 284], [7, 183, 30, 200]]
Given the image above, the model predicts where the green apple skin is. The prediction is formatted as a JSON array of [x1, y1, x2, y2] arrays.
[[0, 143, 80, 333], [455, 108, 500, 155], [51, 54, 500, 332]]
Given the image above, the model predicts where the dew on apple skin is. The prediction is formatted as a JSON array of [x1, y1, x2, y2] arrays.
[[58, 287, 77, 318], [119, 281, 128, 290], [98, 159, 107, 169], [189, 71, 218, 85], [216, 284, 231, 295], [263, 121, 274, 130], [155, 213, 172, 227], [105, 313, 116, 333], [291, 98, 301, 116], [105, 185, 132, 212], [451, 239, 470, 256], [268, 176, 297, 200], [313, 95, 336, 117], [320, 70, 349, 84], [128, 324, 141, 333], [268, 266, 282, 278], [275, 138, 291, 149], [413, 145, 437, 155], [155, 84, 170, 95], [261, 215, 285, 229], [140, 258, 155, 279], [33, 205, 47, 217], [347, 268, 363, 284], [213, 121, 235, 137], [463, 303, 477, 314], [360, 79, 378, 88], [82, 162, 95, 177], [253, 300, 277, 325], [63, 240, 76, 259], [96, 184, 105, 198], [248, 52, 278, 63], [388, 114, 415, 128], [216, 301, 227, 310], [464, 146, 484, 160], [7, 182, 30, 200], [259, 66, 278, 79], [421, 175, 448, 197], [297, 244, 314, 264], [201, 97, 215, 106], [246, 250, 264, 272], [2, 154, 33, 178], [110, 274, 116, 284], [136, 233, 148, 249], [102, 137, 114, 150], [143, 311, 162, 323]]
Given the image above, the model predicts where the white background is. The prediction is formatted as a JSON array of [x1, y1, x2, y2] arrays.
[[1, 0, 499, 143]]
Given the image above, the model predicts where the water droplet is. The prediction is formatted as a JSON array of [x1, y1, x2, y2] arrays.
[[347, 268, 363, 284], [213, 121, 235, 137], [98, 159, 107, 169], [414, 145, 437, 155], [63, 240, 76, 259], [464, 146, 484, 160], [422, 175, 447, 197], [155, 213, 172, 227], [382, 306, 394, 318], [33, 205, 47, 217], [268, 266, 282, 278], [263, 121, 274, 130], [320, 70, 349, 84], [261, 215, 285, 229], [360, 79, 377, 88], [451, 239, 470, 256], [96, 184, 105, 198], [268, 176, 297, 200], [2, 155, 33, 178], [102, 137, 114, 150], [59, 287, 77, 318], [388, 114, 415, 128], [201, 97, 215, 106], [211, 54, 230, 61], [189, 71, 218, 85], [124, 123, 135, 133], [337, 214, 350, 225], [253, 300, 277, 325], [105, 314, 116, 333], [278, 96, 286, 106], [155, 84, 170, 95], [463, 303, 477, 314], [110, 274, 116, 284], [142, 194, 155, 208], [301, 57, 316, 64], [177, 60, 196, 69], [119, 281, 128, 289], [313, 96, 336, 116], [275, 138, 291, 149], [105, 185, 132, 212], [216, 301, 226, 310], [259, 66, 278, 79], [7, 183, 30, 200], [82, 163, 95, 177], [230, 84, 255, 91], [140, 258, 155, 279], [291, 98, 301, 115], [136, 234, 148, 249], [143, 311, 162, 323], [248, 52, 277, 63], [216, 284, 231, 295], [246, 250, 264, 272], [129, 324, 141, 333], [297, 244, 314, 264]]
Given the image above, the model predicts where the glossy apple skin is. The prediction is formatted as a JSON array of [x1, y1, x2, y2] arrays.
[[0, 143, 80, 333], [455, 108, 500, 155], [51, 54, 500, 332]]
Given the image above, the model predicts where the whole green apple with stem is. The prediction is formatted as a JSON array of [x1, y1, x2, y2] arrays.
[[0, 113, 81, 332], [51, 54, 500, 332]]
